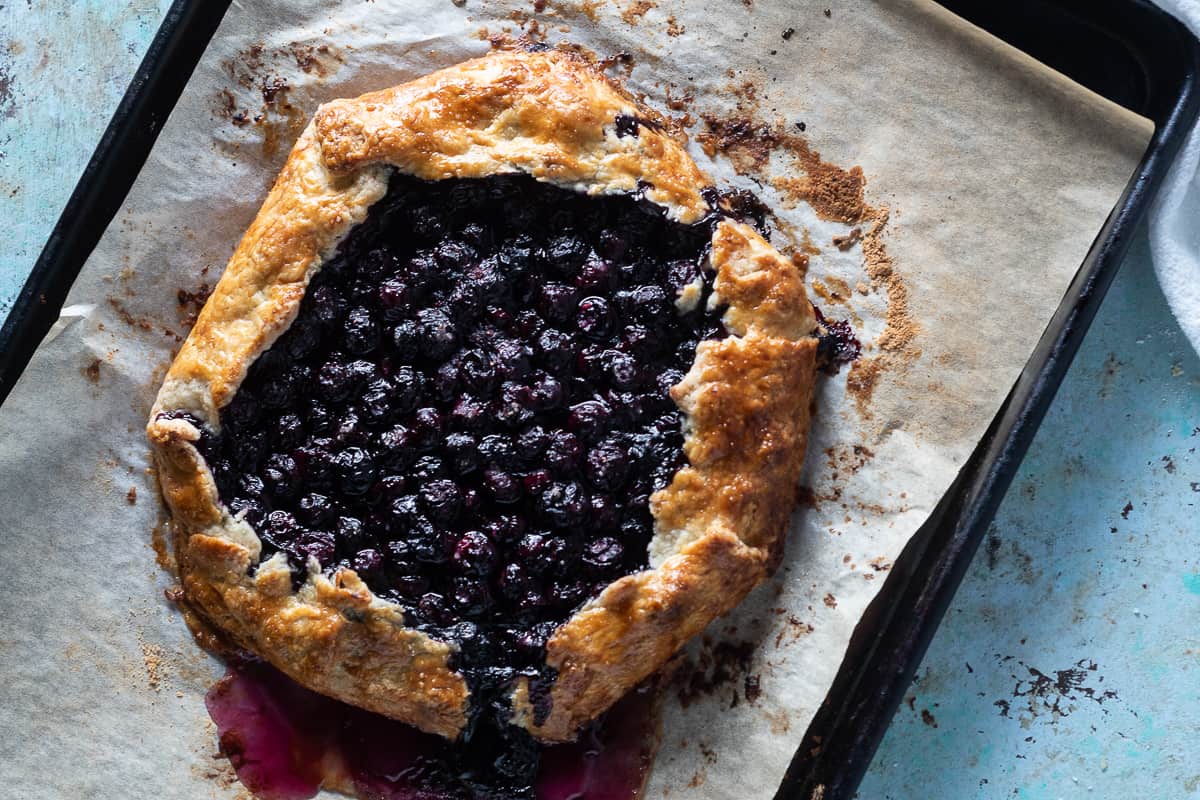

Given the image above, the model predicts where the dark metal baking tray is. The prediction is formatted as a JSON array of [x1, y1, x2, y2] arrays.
[[779, 1, 1200, 797], [0, 2, 1195, 799], [0, 0, 232, 400]]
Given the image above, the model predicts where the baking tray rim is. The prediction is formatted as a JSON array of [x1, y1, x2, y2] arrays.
[[0, 1, 1196, 799]]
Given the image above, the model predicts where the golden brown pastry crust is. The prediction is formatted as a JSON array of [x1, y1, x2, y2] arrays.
[[313, 50, 710, 224], [148, 49, 817, 743]]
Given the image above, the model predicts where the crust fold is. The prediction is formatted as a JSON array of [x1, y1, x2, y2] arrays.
[[314, 51, 710, 223], [149, 416, 470, 739], [512, 528, 768, 741]]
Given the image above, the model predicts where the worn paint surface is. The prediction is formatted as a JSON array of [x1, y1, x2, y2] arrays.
[[0, 0, 173, 319], [3, 4, 1199, 799], [861, 232, 1200, 798]]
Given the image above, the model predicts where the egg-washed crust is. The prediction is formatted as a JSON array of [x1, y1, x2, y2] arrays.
[[147, 49, 817, 743]]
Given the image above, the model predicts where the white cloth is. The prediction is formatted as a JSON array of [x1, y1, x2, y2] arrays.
[[1151, 0, 1200, 353]]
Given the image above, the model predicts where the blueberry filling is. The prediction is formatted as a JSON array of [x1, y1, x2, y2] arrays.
[[170, 173, 746, 798], [613, 113, 663, 139], [196, 173, 726, 627], [813, 305, 862, 370]]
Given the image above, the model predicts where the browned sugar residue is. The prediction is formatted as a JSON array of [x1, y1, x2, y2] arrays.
[[833, 226, 863, 251], [165, 585, 246, 659], [675, 638, 760, 710], [214, 89, 239, 123], [723, 78, 759, 106], [127, 486, 138, 505], [108, 298, 181, 342], [150, 520, 177, 574], [619, 0, 655, 24], [666, 15, 684, 36], [190, 745, 243, 793], [154, 514, 250, 660], [260, 101, 308, 160], [140, 640, 164, 691], [697, 115, 866, 223], [774, 615, 815, 649], [177, 283, 212, 305], [178, 282, 213, 331], [803, 443, 894, 513], [798, 228, 822, 256], [109, 298, 153, 332], [863, 213, 913, 352], [846, 209, 919, 416], [289, 43, 339, 76], [789, 250, 811, 278], [664, 84, 694, 112], [594, 50, 635, 78], [260, 75, 290, 106], [825, 443, 875, 482], [685, 740, 720, 789], [846, 358, 882, 413], [572, 0, 601, 21], [222, 41, 341, 91], [487, 19, 555, 52], [823, 593, 837, 609], [811, 275, 853, 307], [215, 43, 340, 159], [508, 6, 534, 26], [83, 359, 102, 383], [226, 43, 265, 88]]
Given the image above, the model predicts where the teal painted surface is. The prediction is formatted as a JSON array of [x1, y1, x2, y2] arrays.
[[4, 4, 1199, 799], [860, 233, 1200, 798], [0, 0, 173, 318]]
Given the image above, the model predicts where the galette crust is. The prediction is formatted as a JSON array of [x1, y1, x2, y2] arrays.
[[313, 50, 711, 224], [148, 49, 817, 743]]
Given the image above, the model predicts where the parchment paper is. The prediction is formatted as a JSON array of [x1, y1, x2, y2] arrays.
[[0, 1, 1151, 798]]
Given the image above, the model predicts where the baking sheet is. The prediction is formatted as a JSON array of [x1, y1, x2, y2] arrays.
[[0, 1, 1151, 798]]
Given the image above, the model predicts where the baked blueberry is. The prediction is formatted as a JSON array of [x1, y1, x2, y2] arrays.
[[185, 171, 738, 650], [416, 308, 458, 360]]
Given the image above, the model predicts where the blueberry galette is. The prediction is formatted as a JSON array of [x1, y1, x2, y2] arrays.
[[148, 49, 818, 753]]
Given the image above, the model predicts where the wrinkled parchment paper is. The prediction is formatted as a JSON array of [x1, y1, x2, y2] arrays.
[[0, 1, 1151, 798]]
